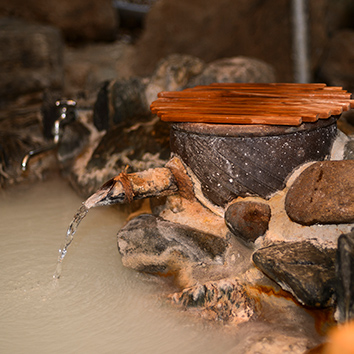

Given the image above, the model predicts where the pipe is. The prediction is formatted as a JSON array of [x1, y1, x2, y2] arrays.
[[291, 0, 311, 83]]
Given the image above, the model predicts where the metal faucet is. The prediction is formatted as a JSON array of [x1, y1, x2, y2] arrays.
[[21, 99, 78, 171]]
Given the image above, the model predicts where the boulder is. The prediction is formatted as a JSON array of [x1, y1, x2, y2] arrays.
[[335, 228, 354, 322], [0, 19, 63, 100], [252, 242, 336, 307], [131, 0, 354, 81], [318, 30, 354, 93], [93, 77, 150, 131], [188, 57, 275, 87], [285, 160, 354, 225], [145, 54, 205, 105], [0, 0, 118, 42], [69, 116, 170, 197], [117, 214, 228, 274], [225, 201, 271, 244]]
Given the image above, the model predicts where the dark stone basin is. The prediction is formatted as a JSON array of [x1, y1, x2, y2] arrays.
[[170, 117, 338, 206]]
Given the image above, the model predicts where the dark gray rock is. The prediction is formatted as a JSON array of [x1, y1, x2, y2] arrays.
[[336, 228, 354, 322], [252, 242, 336, 307], [0, 19, 63, 100], [285, 160, 354, 225], [117, 214, 228, 273], [93, 77, 150, 131], [188, 57, 275, 87], [171, 278, 257, 323], [225, 201, 271, 244]]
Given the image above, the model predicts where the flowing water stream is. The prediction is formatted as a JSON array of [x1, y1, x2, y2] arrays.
[[0, 177, 247, 353]]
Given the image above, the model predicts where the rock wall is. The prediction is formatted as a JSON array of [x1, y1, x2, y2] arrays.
[[131, 0, 354, 82]]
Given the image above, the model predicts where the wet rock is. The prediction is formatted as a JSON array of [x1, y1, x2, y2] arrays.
[[0, 18, 63, 100], [69, 116, 170, 197], [0, 0, 118, 42], [171, 278, 257, 323], [93, 77, 150, 131], [117, 214, 229, 274], [335, 228, 354, 322], [189, 57, 276, 87], [318, 30, 354, 93], [225, 201, 271, 245], [252, 242, 336, 307], [285, 160, 354, 225], [145, 54, 205, 105]]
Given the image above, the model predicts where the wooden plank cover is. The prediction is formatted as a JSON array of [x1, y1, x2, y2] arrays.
[[150, 83, 354, 126]]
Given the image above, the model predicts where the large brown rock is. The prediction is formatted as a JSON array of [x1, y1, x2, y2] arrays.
[[285, 160, 354, 225], [131, 0, 353, 81], [225, 201, 271, 244], [0, 0, 117, 42]]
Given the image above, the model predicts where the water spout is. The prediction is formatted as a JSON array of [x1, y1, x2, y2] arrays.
[[54, 167, 179, 279]]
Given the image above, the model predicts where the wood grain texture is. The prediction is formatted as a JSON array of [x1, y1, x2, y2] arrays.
[[151, 83, 353, 126]]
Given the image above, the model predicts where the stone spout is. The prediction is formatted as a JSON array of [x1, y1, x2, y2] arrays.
[[84, 167, 179, 209]]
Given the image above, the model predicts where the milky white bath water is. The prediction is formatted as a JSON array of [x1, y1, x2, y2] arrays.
[[0, 177, 243, 354]]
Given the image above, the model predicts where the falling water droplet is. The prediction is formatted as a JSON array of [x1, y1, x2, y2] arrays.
[[53, 204, 89, 279]]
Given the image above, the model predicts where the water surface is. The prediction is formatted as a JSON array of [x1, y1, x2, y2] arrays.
[[0, 177, 241, 353]]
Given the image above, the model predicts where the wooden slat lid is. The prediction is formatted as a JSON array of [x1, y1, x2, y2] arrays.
[[150, 83, 354, 126]]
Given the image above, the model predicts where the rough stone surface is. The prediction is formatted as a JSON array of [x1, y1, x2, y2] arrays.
[[0, 0, 118, 42], [318, 30, 354, 93], [145, 54, 205, 105], [0, 19, 63, 100], [171, 278, 257, 323], [117, 214, 229, 274], [131, 0, 354, 81], [188, 57, 276, 87], [225, 201, 271, 244], [252, 242, 336, 307], [285, 160, 354, 225], [69, 116, 170, 197], [93, 77, 150, 131], [335, 228, 354, 323]]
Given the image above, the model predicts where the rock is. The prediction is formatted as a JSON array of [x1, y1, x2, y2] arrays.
[[145, 54, 205, 105], [335, 228, 354, 323], [344, 139, 354, 160], [63, 41, 135, 97], [131, 0, 353, 81], [117, 214, 228, 274], [285, 160, 354, 225], [93, 77, 150, 131], [225, 201, 271, 244], [189, 57, 276, 87], [0, 19, 63, 100], [252, 242, 336, 307], [318, 30, 354, 93], [69, 116, 170, 197], [171, 278, 257, 323], [0, 0, 118, 42]]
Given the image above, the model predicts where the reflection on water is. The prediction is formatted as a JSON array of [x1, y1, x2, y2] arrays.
[[0, 177, 240, 353]]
